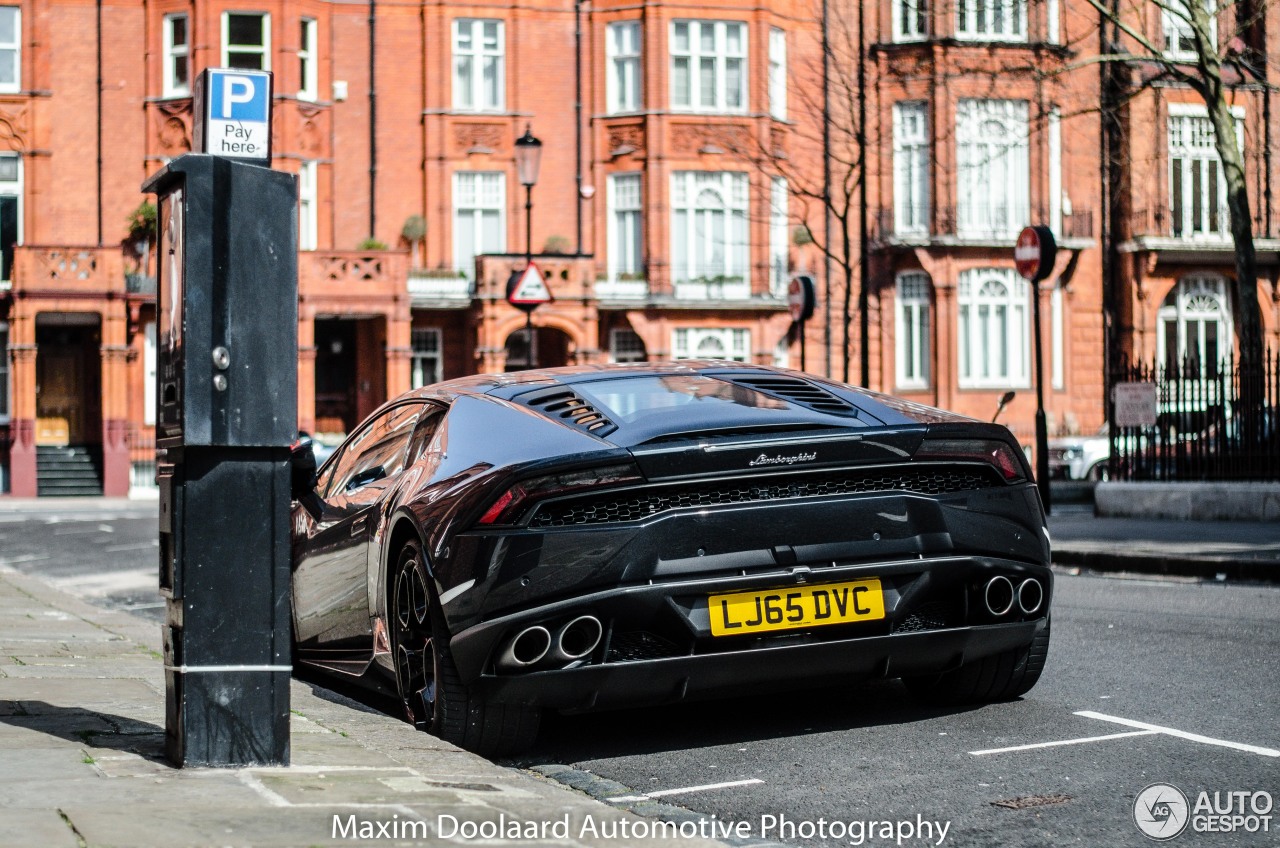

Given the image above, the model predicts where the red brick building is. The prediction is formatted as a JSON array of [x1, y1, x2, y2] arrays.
[[0, 0, 1275, 495]]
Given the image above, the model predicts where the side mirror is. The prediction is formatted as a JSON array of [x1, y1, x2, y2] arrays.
[[290, 435, 318, 500]]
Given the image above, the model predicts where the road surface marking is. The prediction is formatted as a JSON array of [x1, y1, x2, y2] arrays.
[[971, 730, 1158, 756], [608, 777, 763, 803], [1076, 710, 1280, 757]]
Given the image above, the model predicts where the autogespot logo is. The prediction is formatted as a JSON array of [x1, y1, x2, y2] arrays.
[[1134, 783, 1190, 840]]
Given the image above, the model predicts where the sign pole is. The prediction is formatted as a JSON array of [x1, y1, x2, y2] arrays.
[[1015, 226, 1056, 516]]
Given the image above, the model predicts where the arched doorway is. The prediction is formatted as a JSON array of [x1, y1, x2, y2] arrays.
[[504, 326, 572, 371]]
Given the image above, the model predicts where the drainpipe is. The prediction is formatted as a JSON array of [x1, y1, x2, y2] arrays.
[[857, 0, 869, 388], [369, 0, 377, 237], [821, 0, 831, 378], [574, 0, 583, 255], [97, 0, 104, 244]]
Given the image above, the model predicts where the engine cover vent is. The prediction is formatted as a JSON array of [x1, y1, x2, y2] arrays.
[[519, 387, 618, 437], [722, 374, 858, 416]]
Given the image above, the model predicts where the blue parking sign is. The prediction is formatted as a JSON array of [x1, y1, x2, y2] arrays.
[[208, 70, 270, 122], [196, 68, 274, 162]]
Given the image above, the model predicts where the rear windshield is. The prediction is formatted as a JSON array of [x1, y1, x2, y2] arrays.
[[573, 375, 793, 423]]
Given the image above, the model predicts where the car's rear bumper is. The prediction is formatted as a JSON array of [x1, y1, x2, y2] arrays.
[[449, 555, 1051, 710], [469, 619, 1046, 710]]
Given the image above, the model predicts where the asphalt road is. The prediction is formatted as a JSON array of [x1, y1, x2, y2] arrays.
[[3, 502, 1277, 847]]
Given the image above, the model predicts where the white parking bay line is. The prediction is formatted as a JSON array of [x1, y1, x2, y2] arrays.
[[1076, 710, 1280, 758], [971, 730, 1158, 756], [608, 778, 764, 803]]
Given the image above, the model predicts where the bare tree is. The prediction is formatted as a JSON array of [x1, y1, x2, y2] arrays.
[[718, 0, 868, 382], [1081, 0, 1271, 376]]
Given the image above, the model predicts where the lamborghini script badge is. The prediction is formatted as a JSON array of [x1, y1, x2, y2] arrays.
[[748, 452, 818, 467]]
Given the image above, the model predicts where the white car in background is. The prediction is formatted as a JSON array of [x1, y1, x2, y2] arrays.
[[1047, 424, 1110, 481]]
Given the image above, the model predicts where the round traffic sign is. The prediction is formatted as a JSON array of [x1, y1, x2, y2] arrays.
[[1015, 226, 1057, 282], [788, 275, 816, 323]]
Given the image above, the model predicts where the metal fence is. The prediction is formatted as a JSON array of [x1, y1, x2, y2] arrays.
[[1110, 349, 1280, 481]]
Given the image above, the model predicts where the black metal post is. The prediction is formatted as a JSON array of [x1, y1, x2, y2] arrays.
[[525, 183, 534, 269], [1033, 281, 1051, 514], [525, 182, 535, 367]]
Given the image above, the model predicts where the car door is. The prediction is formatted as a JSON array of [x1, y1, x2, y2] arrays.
[[293, 403, 425, 650]]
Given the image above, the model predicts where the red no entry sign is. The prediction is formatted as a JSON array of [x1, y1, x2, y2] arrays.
[[1015, 226, 1057, 282]]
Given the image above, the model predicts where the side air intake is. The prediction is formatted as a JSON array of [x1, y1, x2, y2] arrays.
[[722, 374, 858, 416], [519, 387, 618, 437]]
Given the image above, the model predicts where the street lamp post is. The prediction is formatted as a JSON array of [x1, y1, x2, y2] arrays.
[[514, 125, 543, 366]]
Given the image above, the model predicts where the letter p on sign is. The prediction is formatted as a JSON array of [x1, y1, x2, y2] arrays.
[[221, 76, 256, 118]]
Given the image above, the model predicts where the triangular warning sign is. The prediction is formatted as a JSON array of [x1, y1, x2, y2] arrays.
[[506, 263, 553, 307]]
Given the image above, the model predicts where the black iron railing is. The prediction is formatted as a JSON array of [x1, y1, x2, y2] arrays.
[[1110, 349, 1280, 481]]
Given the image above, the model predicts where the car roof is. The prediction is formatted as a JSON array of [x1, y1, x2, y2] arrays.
[[390, 362, 972, 445]]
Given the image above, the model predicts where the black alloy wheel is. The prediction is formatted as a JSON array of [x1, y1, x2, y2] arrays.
[[391, 540, 438, 731], [388, 538, 541, 755]]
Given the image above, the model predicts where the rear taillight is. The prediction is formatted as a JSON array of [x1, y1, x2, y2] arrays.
[[914, 438, 1026, 481], [477, 464, 644, 526]]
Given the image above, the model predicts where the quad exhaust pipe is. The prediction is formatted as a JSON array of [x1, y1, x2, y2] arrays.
[[982, 575, 1044, 617], [1017, 578, 1044, 614], [495, 625, 551, 671], [549, 615, 603, 664], [983, 575, 1015, 617], [495, 615, 603, 672]]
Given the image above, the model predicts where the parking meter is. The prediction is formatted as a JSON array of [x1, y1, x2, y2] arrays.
[[143, 154, 297, 767]]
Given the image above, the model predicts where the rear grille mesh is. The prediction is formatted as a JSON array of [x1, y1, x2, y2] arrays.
[[529, 465, 999, 528]]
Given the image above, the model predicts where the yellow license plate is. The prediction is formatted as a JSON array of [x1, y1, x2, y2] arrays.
[[709, 578, 885, 636]]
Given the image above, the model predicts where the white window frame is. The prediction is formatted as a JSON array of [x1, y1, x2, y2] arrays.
[[955, 0, 1026, 42], [0, 6, 18, 94], [896, 273, 931, 390], [143, 321, 157, 425], [1051, 284, 1065, 390], [956, 99, 1029, 239], [957, 267, 1030, 389], [609, 328, 647, 363], [1167, 104, 1240, 241], [606, 21, 642, 114], [893, 102, 930, 236], [162, 13, 190, 97], [452, 171, 506, 279], [453, 19, 504, 112], [768, 28, 787, 120], [1157, 275, 1232, 378], [1163, 0, 1216, 59], [410, 328, 443, 388], [769, 176, 789, 294], [669, 20, 747, 114], [298, 161, 318, 250], [0, 319, 9, 422], [298, 17, 318, 101], [0, 152, 23, 283], [222, 12, 271, 71], [893, 0, 928, 42], [670, 171, 750, 298], [606, 173, 644, 293], [1047, 0, 1060, 43], [673, 327, 750, 362]]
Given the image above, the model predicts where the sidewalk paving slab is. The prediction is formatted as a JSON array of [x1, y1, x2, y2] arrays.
[[0, 564, 728, 848]]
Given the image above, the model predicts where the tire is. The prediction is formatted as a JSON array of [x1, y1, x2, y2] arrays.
[[389, 539, 540, 756], [1087, 462, 1110, 482], [904, 618, 1051, 706]]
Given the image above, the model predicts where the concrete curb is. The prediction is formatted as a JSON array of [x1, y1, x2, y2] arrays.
[[1051, 547, 1279, 583], [1094, 481, 1280, 522]]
